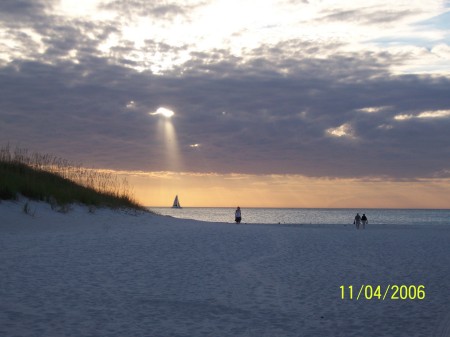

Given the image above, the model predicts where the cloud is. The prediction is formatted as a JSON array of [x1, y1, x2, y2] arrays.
[[357, 106, 392, 113], [3, 49, 449, 179], [98, 0, 205, 20], [395, 109, 450, 120], [326, 124, 356, 139], [1, 0, 449, 181], [0, 0, 51, 22], [319, 8, 417, 26]]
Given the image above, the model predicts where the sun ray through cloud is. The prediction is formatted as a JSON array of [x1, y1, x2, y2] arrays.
[[150, 107, 181, 172]]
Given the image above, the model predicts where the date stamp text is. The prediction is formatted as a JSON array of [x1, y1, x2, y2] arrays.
[[340, 285, 425, 300]]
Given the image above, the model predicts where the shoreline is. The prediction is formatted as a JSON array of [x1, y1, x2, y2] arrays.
[[2, 198, 449, 228], [149, 205, 450, 210], [149, 205, 450, 227]]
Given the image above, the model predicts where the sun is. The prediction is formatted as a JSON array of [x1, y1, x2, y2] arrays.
[[150, 107, 175, 118]]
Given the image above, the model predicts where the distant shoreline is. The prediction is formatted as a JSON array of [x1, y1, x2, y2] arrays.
[[149, 206, 450, 226]]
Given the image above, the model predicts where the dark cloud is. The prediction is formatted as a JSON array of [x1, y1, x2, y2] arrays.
[[1, 1, 449, 180], [2, 49, 450, 179], [0, 0, 119, 65], [0, 0, 52, 22]]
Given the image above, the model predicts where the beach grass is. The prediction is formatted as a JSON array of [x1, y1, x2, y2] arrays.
[[0, 144, 145, 210]]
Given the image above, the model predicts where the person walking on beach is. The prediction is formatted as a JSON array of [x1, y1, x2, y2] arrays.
[[361, 214, 368, 229], [354, 213, 361, 229], [235, 207, 242, 224]]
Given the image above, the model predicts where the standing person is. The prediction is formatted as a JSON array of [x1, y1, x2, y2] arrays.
[[361, 214, 368, 229], [354, 213, 361, 229], [235, 206, 242, 224]]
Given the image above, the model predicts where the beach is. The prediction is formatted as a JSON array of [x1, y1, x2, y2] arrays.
[[1, 199, 450, 337]]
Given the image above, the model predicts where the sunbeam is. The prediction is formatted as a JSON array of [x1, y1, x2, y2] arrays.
[[151, 107, 181, 172]]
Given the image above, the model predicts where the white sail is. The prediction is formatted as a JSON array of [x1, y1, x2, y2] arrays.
[[172, 195, 181, 208]]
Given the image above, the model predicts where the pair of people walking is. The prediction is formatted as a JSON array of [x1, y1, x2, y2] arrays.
[[354, 213, 368, 229]]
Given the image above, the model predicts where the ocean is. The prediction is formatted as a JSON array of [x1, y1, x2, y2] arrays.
[[148, 207, 450, 226]]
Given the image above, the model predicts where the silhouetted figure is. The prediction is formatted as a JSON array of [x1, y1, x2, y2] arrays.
[[354, 213, 361, 229], [235, 207, 242, 224], [361, 214, 368, 229]]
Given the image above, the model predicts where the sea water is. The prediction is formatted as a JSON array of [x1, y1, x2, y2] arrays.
[[148, 207, 450, 226]]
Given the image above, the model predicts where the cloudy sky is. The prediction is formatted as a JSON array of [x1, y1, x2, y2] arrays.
[[1, 0, 450, 207]]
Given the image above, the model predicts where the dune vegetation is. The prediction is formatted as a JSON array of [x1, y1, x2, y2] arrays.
[[0, 144, 144, 210]]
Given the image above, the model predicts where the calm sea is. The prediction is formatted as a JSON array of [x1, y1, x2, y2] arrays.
[[148, 207, 450, 226]]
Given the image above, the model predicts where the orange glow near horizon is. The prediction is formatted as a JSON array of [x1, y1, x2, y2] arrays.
[[115, 171, 450, 209]]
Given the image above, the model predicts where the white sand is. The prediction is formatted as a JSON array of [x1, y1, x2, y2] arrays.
[[1, 199, 450, 337]]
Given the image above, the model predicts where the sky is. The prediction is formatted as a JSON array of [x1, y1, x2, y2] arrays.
[[1, 0, 450, 208]]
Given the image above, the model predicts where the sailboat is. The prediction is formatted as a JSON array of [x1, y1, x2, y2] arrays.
[[172, 195, 182, 208]]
